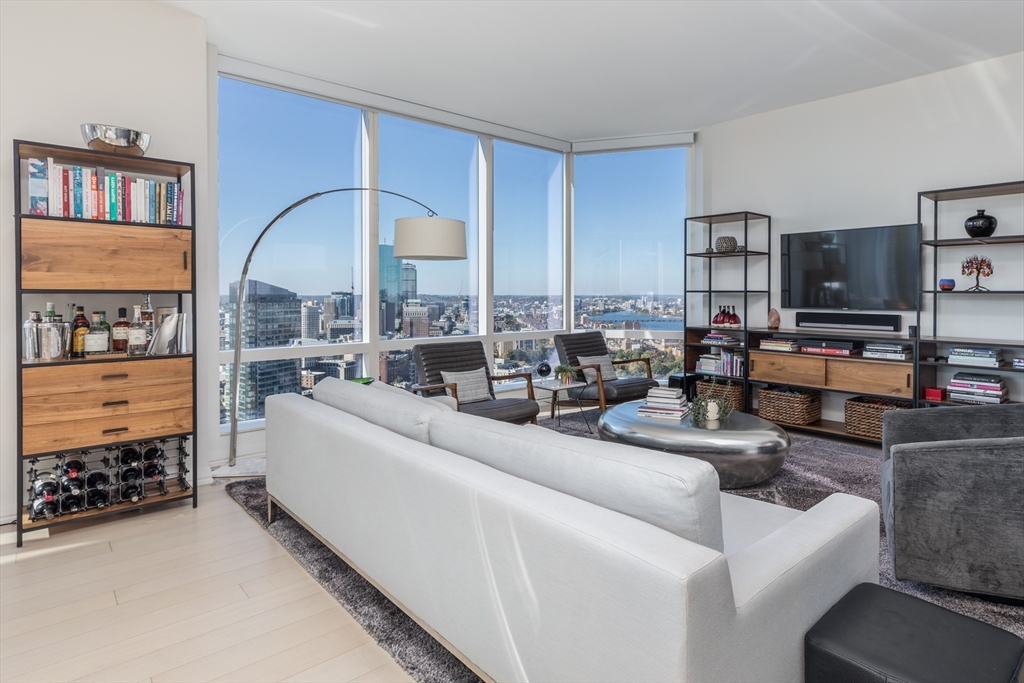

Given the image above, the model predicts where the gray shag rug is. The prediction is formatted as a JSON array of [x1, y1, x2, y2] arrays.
[[226, 412, 1023, 683]]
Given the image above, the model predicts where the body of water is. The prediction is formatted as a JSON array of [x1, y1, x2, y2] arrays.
[[586, 312, 685, 331]]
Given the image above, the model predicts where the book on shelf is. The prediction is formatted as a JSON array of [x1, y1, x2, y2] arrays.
[[948, 381, 1006, 394], [26, 157, 185, 226], [759, 338, 799, 352], [800, 346, 861, 356], [948, 347, 1000, 357], [799, 339, 862, 350], [949, 357, 1001, 367], [952, 371, 1003, 384], [863, 351, 910, 361], [702, 333, 741, 346], [697, 349, 745, 377], [1013, 358, 1024, 369], [947, 392, 1006, 405], [865, 343, 912, 352]]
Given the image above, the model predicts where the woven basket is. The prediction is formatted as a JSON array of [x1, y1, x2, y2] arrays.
[[844, 396, 913, 440], [757, 387, 821, 425], [696, 379, 745, 411]]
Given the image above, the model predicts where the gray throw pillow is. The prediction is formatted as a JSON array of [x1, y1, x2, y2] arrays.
[[440, 367, 493, 404], [577, 354, 617, 384]]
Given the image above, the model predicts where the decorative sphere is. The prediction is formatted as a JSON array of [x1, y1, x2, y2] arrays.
[[536, 361, 551, 378], [938, 279, 956, 291]]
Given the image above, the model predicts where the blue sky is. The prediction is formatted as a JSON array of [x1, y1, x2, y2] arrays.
[[219, 77, 687, 297]]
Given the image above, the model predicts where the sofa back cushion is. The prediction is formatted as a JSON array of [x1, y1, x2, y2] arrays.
[[428, 410, 724, 551], [312, 377, 450, 443]]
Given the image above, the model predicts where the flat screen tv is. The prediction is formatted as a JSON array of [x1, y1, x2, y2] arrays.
[[781, 224, 919, 310]]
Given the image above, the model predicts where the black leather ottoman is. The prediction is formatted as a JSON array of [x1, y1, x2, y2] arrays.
[[806, 583, 1024, 683]]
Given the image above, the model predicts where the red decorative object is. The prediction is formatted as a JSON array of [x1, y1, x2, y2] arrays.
[[925, 387, 946, 402], [961, 254, 993, 292]]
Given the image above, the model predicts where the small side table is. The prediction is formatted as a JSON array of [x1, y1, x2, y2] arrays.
[[534, 379, 592, 433]]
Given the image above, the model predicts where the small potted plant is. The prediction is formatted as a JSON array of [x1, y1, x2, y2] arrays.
[[554, 364, 576, 385]]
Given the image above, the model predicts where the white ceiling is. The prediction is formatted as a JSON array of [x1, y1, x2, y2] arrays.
[[168, 0, 1024, 143]]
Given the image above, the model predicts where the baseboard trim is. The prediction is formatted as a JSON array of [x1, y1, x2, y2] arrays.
[[267, 494, 496, 683]]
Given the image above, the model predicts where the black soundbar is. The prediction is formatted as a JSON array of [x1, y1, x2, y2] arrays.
[[795, 311, 902, 332]]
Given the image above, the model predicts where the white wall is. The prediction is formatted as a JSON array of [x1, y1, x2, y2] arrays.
[[698, 51, 1024, 415], [0, 0, 215, 523]]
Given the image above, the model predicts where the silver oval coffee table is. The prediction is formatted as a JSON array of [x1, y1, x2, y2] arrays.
[[597, 401, 790, 489]]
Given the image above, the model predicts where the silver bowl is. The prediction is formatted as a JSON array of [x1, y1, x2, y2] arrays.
[[80, 124, 151, 156]]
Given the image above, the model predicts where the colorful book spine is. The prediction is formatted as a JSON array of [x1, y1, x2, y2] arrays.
[[115, 173, 123, 221], [73, 166, 83, 218], [62, 168, 70, 217], [27, 158, 48, 216], [149, 180, 156, 224], [109, 174, 117, 221]]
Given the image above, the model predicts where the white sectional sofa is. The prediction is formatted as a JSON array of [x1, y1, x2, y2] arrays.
[[265, 378, 879, 683]]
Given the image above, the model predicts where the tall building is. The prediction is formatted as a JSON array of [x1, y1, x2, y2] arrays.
[[401, 262, 417, 301], [227, 280, 302, 421], [301, 304, 320, 340], [402, 304, 430, 338], [379, 244, 402, 305]]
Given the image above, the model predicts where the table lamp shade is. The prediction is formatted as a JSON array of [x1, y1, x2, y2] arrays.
[[393, 217, 467, 260]]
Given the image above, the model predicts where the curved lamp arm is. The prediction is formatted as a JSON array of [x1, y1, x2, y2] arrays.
[[228, 188, 439, 466]]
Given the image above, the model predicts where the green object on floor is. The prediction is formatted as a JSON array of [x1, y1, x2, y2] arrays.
[[349, 377, 374, 385]]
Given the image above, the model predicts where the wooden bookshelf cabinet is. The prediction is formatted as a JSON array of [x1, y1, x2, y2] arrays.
[[13, 140, 197, 547]]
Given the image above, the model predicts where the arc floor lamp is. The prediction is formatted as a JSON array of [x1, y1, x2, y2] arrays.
[[227, 188, 467, 466]]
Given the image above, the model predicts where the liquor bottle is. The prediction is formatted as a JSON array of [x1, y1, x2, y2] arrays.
[[86, 470, 109, 490], [31, 497, 58, 521], [61, 494, 85, 514], [86, 489, 109, 508], [84, 312, 109, 354], [141, 442, 163, 462], [44, 301, 56, 320], [127, 305, 148, 356], [71, 306, 89, 358], [112, 307, 130, 353], [119, 446, 142, 467], [98, 311, 112, 342], [140, 294, 155, 342], [144, 463, 164, 481]]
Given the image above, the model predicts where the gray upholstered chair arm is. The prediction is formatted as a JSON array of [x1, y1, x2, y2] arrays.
[[882, 404, 1024, 463]]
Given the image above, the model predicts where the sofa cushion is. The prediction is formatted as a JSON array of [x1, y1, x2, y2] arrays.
[[368, 378, 459, 410], [312, 376, 450, 443], [441, 367, 493, 404], [428, 410, 724, 551], [567, 376, 659, 402]]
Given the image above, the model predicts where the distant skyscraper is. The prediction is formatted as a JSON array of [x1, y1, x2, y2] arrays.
[[301, 305, 320, 340], [379, 244, 402, 305], [228, 279, 302, 421], [401, 262, 417, 301], [401, 304, 430, 338]]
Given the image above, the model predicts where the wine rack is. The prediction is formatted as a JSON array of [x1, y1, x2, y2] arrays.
[[24, 437, 192, 527], [13, 140, 198, 546]]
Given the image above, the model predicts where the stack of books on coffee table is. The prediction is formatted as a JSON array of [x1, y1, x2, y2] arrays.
[[946, 372, 1008, 405], [638, 387, 690, 421]]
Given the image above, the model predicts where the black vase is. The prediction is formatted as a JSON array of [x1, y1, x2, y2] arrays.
[[964, 210, 997, 238]]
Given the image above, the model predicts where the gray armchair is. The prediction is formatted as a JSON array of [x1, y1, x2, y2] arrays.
[[881, 404, 1024, 599], [553, 331, 659, 412], [411, 341, 540, 425]]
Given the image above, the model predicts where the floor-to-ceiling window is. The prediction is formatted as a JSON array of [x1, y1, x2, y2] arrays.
[[218, 77, 363, 422], [573, 147, 688, 378]]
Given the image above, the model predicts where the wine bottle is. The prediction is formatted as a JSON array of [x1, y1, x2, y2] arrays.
[[118, 446, 141, 467], [86, 489, 109, 508], [143, 463, 164, 481], [86, 470, 109, 490], [32, 472, 59, 498], [31, 497, 58, 521], [141, 442, 164, 462], [60, 473, 84, 495], [61, 494, 85, 514], [120, 482, 142, 503], [120, 466, 142, 485]]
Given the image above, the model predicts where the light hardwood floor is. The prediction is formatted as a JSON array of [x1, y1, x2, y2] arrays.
[[0, 485, 415, 683]]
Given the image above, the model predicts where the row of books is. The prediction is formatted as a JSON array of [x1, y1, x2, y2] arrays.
[[946, 372, 1008, 405], [949, 347, 1003, 368], [27, 158, 185, 225], [638, 387, 689, 421], [1014, 358, 1024, 370], [702, 333, 742, 347], [863, 342, 913, 361], [799, 339, 863, 356], [697, 349, 745, 377]]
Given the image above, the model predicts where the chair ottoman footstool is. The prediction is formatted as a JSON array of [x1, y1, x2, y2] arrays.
[[805, 583, 1024, 683]]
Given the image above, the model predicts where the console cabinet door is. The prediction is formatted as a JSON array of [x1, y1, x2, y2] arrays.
[[748, 351, 826, 386], [826, 359, 913, 398], [20, 218, 192, 291]]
